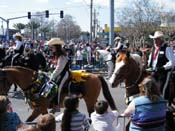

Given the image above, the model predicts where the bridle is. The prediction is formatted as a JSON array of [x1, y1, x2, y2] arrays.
[[126, 67, 142, 89], [0, 69, 8, 95], [125, 67, 143, 104]]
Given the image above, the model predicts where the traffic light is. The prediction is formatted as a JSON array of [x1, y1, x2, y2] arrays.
[[45, 10, 49, 18], [28, 12, 31, 19], [60, 10, 64, 18]]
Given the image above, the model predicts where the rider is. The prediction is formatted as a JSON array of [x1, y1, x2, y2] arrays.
[[47, 38, 70, 113], [113, 36, 124, 53], [11, 33, 24, 65], [147, 31, 175, 99]]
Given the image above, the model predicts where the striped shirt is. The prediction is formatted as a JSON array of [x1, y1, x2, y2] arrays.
[[56, 111, 90, 131]]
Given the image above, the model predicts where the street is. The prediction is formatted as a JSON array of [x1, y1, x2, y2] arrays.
[[9, 81, 128, 131]]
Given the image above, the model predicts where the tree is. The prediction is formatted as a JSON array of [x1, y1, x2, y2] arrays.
[[13, 23, 25, 33], [116, 0, 162, 47], [57, 15, 81, 41], [26, 19, 40, 39]]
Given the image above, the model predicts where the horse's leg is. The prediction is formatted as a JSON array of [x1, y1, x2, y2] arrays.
[[84, 96, 97, 116], [83, 76, 101, 116]]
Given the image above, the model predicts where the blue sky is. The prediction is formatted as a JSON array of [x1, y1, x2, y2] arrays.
[[0, 0, 174, 32]]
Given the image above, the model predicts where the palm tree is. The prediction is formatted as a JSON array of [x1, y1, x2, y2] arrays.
[[13, 23, 25, 33], [26, 20, 40, 39], [40, 26, 50, 40]]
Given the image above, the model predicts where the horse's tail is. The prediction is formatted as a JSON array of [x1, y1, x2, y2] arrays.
[[98, 75, 117, 110]]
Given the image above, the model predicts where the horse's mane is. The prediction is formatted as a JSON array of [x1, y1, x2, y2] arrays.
[[3, 66, 35, 72]]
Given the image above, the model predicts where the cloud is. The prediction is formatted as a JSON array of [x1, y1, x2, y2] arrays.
[[35, 0, 49, 3], [70, 0, 128, 8], [0, 5, 8, 8]]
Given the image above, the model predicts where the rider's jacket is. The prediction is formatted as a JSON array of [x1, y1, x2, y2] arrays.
[[14, 40, 24, 55], [148, 43, 175, 71], [148, 44, 168, 69], [130, 96, 166, 130], [50, 55, 70, 83]]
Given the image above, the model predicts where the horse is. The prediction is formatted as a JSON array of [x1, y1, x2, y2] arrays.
[[108, 51, 147, 104], [108, 51, 175, 130], [2, 50, 46, 71], [0, 66, 117, 122]]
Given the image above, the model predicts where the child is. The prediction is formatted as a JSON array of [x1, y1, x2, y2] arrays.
[[0, 95, 23, 131], [91, 100, 120, 131], [55, 95, 90, 131], [37, 114, 56, 131]]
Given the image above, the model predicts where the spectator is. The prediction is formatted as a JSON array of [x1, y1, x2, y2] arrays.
[[86, 43, 92, 65], [36, 114, 56, 131], [75, 48, 83, 69], [18, 125, 39, 131], [121, 76, 167, 131], [0, 95, 23, 131], [55, 95, 90, 131], [91, 100, 119, 131]]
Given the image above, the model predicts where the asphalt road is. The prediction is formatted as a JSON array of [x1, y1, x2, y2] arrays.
[[9, 80, 128, 131]]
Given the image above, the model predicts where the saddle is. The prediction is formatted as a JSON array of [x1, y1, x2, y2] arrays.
[[62, 70, 91, 97]]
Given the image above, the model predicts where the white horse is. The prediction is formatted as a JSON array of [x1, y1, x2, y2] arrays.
[[96, 49, 114, 78], [96, 49, 142, 78]]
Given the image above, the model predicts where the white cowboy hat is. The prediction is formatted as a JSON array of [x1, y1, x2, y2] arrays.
[[13, 32, 23, 38], [149, 31, 164, 39], [47, 38, 65, 46], [114, 36, 121, 41]]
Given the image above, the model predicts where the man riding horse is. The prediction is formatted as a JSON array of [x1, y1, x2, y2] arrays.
[[147, 31, 175, 101], [11, 33, 24, 66]]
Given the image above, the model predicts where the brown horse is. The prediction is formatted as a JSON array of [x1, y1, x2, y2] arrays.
[[108, 51, 149, 104], [109, 51, 175, 104], [108, 51, 175, 131], [0, 66, 116, 122]]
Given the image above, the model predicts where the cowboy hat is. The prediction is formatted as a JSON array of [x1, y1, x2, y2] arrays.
[[114, 36, 121, 41], [13, 32, 23, 38], [149, 31, 164, 39], [47, 38, 65, 46]]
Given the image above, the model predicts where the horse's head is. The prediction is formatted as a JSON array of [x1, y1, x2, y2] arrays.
[[109, 52, 140, 88], [0, 66, 37, 95], [0, 69, 12, 95]]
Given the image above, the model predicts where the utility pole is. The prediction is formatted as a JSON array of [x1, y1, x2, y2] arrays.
[[109, 0, 114, 46], [90, 0, 93, 42], [93, 9, 96, 39]]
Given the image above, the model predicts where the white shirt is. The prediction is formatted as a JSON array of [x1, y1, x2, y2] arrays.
[[50, 55, 68, 80], [15, 40, 23, 50], [113, 42, 123, 51], [91, 110, 119, 131], [86, 46, 92, 56], [148, 44, 175, 70], [76, 50, 83, 60]]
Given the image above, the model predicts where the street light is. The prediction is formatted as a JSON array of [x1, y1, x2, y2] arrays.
[[60, 10, 64, 18], [28, 12, 31, 19], [45, 10, 49, 18]]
